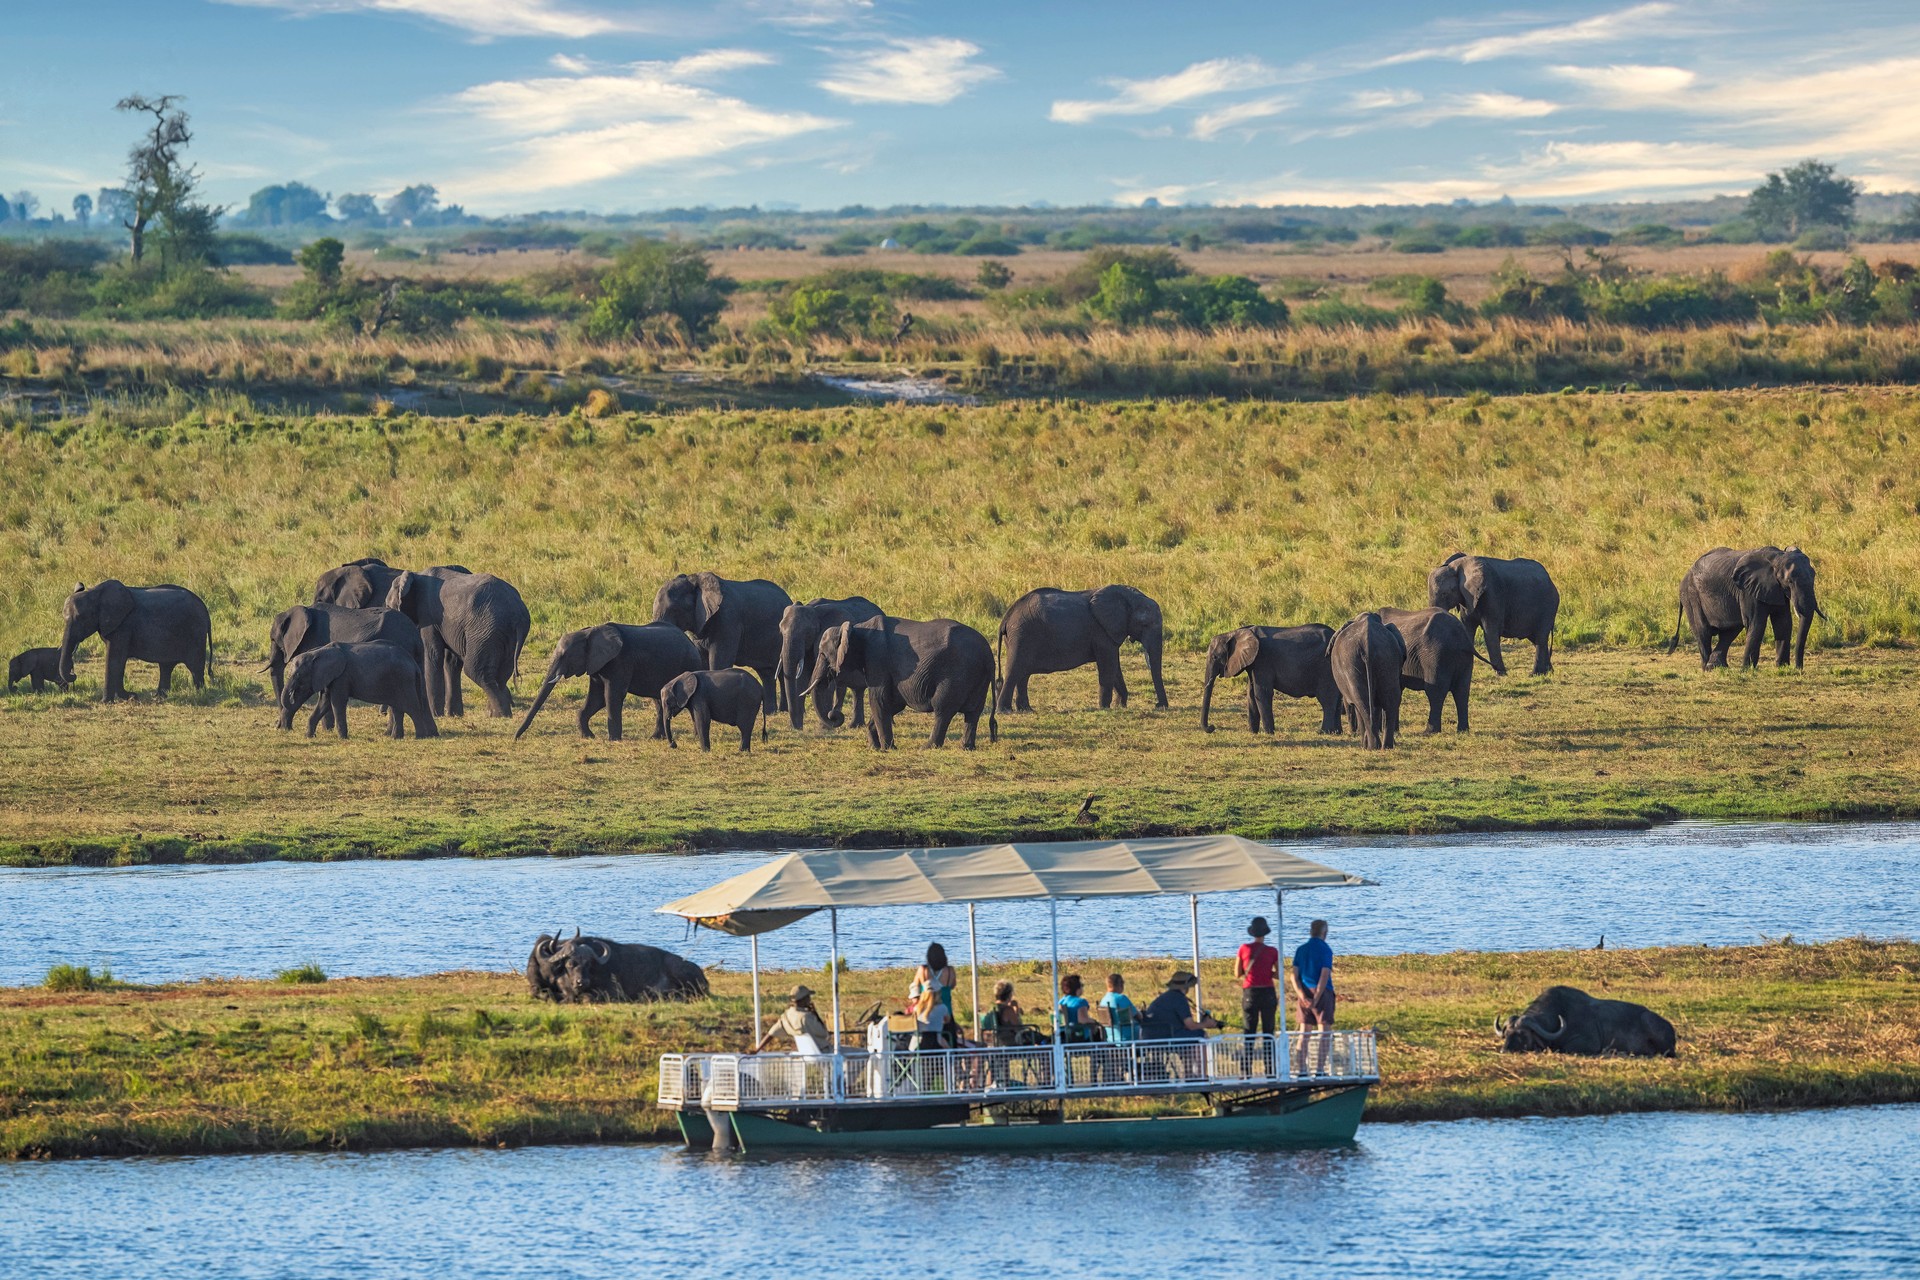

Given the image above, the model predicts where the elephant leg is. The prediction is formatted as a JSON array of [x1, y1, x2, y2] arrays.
[[604, 677, 629, 741], [1479, 618, 1508, 676], [1453, 674, 1471, 733], [756, 665, 778, 715], [1424, 686, 1445, 734], [1772, 605, 1792, 667], [387, 704, 405, 738], [693, 706, 712, 751], [929, 705, 956, 747], [652, 697, 668, 740], [1739, 615, 1766, 670], [577, 681, 605, 738], [331, 687, 351, 738], [411, 698, 438, 738], [1245, 685, 1260, 734], [306, 698, 327, 737], [158, 663, 176, 696], [851, 687, 866, 728], [1255, 680, 1276, 735], [444, 652, 467, 717], [1317, 691, 1342, 734], [1106, 652, 1131, 709], [1695, 625, 1713, 671], [960, 707, 980, 750], [1532, 632, 1552, 676], [996, 657, 1024, 714], [739, 714, 753, 753], [190, 650, 206, 689], [475, 666, 512, 718]]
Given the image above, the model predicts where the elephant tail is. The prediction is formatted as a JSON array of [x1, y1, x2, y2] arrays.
[[1470, 646, 1496, 669], [988, 627, 1001, 744], [1665, 604, 1684, 655]]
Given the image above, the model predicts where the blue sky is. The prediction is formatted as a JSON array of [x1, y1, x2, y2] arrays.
[[6, 0, 1920, 215]]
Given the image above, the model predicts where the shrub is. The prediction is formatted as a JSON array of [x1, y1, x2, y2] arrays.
[[1793, 225, 1851, 252], [0, 240, 110, 314], [1293, 297, 1401, 328], [1616, 223, 1686, 247], [766, 284, 893, 340], [91, 266, 272, 320], [1587, 273, 1758, 327], [955, 233, 1021, 256], [214, 233, 294, 266], [976, 260, 1013, 291], [1163, 274, 1287, 329], [1088, 260, 1162, 326], [276, 963, 327, 984], [1480, 259, 1587, 322], [45, 963, 117, 991], [581, 241, 728, 343]]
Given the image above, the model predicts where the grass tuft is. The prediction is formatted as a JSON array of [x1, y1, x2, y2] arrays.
[[275, 964, 328, 985], [42, 964, 117, 992]]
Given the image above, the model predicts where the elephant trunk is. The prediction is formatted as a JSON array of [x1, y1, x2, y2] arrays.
[[514, 677, 561, 741], [276, 682, 300, 731], [785, 660, 810, 730], [1793, 607, 1813, 669], [1142, 626, 1168, 707], [57, 617, 88, 686], [1793, 583, 1819, 667], [1200, 664, 1218, 733]]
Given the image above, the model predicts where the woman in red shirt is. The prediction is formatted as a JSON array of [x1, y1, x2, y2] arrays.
[[1233, 916, 1280, 1036]]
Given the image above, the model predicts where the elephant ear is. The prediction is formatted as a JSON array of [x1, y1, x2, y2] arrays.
[[1441, 551, 1467, 566], [584, 624, 624, 675], [1088, 585, 1133, 646], [1225, 629, 1262, 678], [661, 673, 695, 715], [692, 573, 726, 636], [310, 644, 350, 688], [1382, 621, 1408, 662], [282, 607, 316, 656], [1731, 551, 1779, 603], [1457, 559, 1489, 614], [384, 572, 413, 612], [96, 581, 136, 635]]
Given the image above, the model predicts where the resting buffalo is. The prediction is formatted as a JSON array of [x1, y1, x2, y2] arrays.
[[1496, 985, 1677, 1057], [526, 930, 709, 1003]]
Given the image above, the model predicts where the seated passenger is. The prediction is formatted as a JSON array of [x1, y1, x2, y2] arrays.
[[1141, 971, 1216, 1040], [1098, 972, 1141, 1043], [983, 980, 1037, 1047], [752, 985, 831, 1055], [1056, 973, 1102, 1044]]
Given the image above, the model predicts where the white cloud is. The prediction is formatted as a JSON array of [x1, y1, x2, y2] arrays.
[[448, 58, 839, 195], [1113, 181, 1211, 207], [747, 0, 872, 28], [1050, 57, 1279, 125], [1192, 94, 1294, 140], [1436, 92, 1559, 121], [816, 37, 999, 105], [1347, 89, 1423, 111], [1378, 3, 1676, 67], [214, 0, 628, 39], [1549, 63, 1696, 102]]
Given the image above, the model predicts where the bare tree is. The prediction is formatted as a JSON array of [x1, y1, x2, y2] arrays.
[[114, 94, 194, 264]]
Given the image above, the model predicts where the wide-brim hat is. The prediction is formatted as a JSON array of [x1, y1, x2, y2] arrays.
[[1168, 971, 1198, 988], [1247, 916, 1271, 937], [791, 984, 814, 1001]]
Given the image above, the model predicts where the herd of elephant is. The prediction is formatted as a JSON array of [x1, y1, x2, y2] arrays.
[[14, 543, 1824, 751]]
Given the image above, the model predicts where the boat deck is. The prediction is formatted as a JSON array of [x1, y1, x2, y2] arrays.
[[660, 1029, 1377, 1112]]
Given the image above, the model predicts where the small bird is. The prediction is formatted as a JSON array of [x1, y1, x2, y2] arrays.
[[894, 311, 915, 340], [1593, 934, 1605, 950], [1075, 794, 1099, 825]]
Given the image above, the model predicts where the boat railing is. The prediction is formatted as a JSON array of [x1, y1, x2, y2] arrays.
[[660, 1029, 1377, 1111]]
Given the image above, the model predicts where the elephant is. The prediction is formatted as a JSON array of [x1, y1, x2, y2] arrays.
[[1378, 606, 1481, 734], [277, 640, 437, 739], [996, 585, 1167, 713], [651, 572, 792, 716], [385, 568, 531, 717], [1497, 986, 1677, 1058], [514, 622, 702, 742], [1669, 546, 1825, 670], [1327, 612, 1406, 750], [1199, 625, 1341, 735], [660, 669, 767, 752], [527, 931, 709, 1003], [265, 604, 423, 703], [9, 647, 69, 693], [314, 557, 449, 608], [806, 615, 998, 750], [1427, 552, 1560, 676], [777, 596, 883, 729], [59, 580, 213, 702]]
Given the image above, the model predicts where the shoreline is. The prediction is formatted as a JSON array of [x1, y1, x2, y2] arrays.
[[6, 940, 1915, 1161]]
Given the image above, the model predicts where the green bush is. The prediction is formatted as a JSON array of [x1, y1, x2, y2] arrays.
[[1793, 225, 1852, 252], [1587, 273, 1758, 327], [581, 241, 728, 343], [1292, 297, 1401, 328], [276, 963, 328, 984], [1088, 260, 1163, 326], [45, 963, 117, 992], [214, 233, 294, 266], [1480, 259, 1587, 322], [91, 266, 272, 320], [766, 284, 893, 339], [0, 240, 109, 314], [1163, 274, 1286, 328], [1616, 223, 1686, 247]]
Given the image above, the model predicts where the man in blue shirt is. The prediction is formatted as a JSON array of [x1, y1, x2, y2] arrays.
[[1290, 919, 1336, 1075]]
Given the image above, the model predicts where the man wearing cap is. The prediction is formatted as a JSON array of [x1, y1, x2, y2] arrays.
[[1234, 915, 1280, 1038], [753, 984, 832, 1055]]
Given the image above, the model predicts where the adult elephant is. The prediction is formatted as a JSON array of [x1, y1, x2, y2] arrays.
[[996, 585, 1167, 713], [651, 572, 792, 716], [265, 603, 423, 702], [385, 568, 530, 717], [58, 580, 213, 702], [312, 557, 472, 609], [1669, 546, 1824, 671], [806, 615, 998, 750], [1378, 607, 1480, 734], [1327, 612, 1406, 750], [1427, 552, 1560, 676], [1199, 624, 1340, 735], [514, 622, 701, 742], [778, 596, 883, 729]]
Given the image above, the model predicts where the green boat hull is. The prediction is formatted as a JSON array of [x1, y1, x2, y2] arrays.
[[710, 1086, 1369, 1154]]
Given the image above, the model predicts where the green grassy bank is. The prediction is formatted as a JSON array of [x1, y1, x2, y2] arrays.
[[4, 941, 1914, 1159]]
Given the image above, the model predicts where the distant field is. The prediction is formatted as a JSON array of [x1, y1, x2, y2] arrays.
[[2, 390, 1917, 861]]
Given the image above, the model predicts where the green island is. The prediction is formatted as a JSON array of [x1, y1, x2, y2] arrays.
[[3, 388, 1919, 865], [5, 940, 1914, 1159]]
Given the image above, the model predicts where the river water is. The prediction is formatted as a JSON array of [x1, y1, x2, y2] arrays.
[[3, 1105, 1916, 1279], [3, 821, 1913, 985]]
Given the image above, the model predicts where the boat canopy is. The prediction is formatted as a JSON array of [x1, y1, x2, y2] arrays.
[[658, 835, 1372, 936]]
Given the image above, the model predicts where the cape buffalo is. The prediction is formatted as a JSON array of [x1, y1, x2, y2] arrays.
[[527, 930, 709, 1003], [1496, 985, 1677, 1057]]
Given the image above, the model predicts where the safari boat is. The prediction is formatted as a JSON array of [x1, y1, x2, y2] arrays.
[[654, 836, 1379, 1154]]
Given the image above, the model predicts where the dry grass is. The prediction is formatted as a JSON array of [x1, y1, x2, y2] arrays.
[[4, 940, 1913, 1158]]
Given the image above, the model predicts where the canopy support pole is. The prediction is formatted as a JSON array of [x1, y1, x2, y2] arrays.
[[1189, 893, 1202, 1025], [750, 933, 762, 1036], [1276, 889, 1288, 1078], [828, 907, 842, 1048], [967, 903, 981, 1036], [1049, 898, 1065, 1094]]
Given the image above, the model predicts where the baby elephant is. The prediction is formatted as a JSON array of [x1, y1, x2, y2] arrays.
[[661, 669, 766, 752], [279, 641, 437, 740], [8, 647, 70, 693]]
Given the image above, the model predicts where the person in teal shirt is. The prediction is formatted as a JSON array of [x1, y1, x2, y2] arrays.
[[1097, 972, 1140, 1043]]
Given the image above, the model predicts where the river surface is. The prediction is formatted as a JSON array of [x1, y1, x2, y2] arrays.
[[3, 1105, 1916, 1279], [2, 820, 1913, 985]]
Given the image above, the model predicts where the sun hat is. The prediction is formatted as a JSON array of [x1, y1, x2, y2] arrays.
[[791, 984, 814, 1001], [1247, 916, 1271, 937]]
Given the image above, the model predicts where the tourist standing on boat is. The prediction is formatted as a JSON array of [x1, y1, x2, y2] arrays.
[[1234, 916, 1280, 1036], [910, 942, 957, 1023], [1290, 919, 1336, 1075], [753, 985, 831, 1054]]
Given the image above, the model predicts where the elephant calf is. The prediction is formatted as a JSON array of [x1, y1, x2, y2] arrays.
[[661, 669, 766, 752], [8, 647, 69, 693], [1328, 613, 1406, 750], [279, 641, 437, 740], [1199, 625, 1340, 735]]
